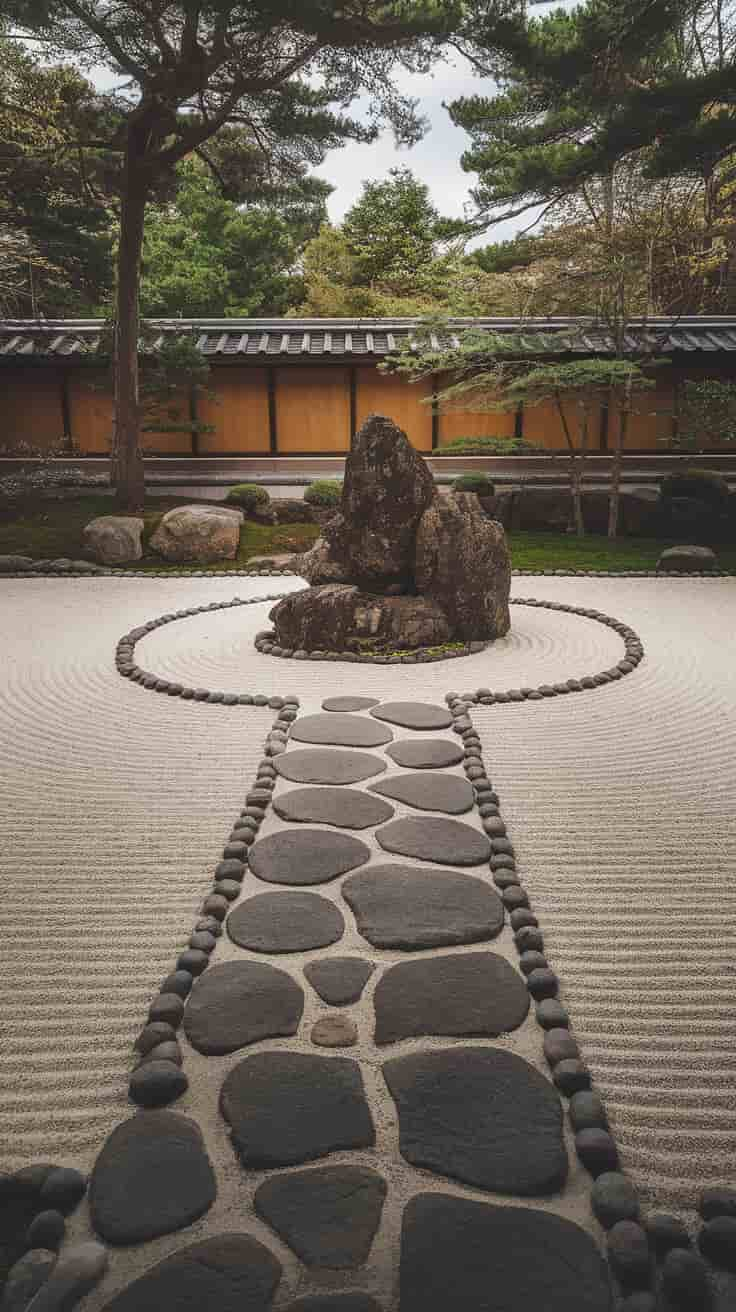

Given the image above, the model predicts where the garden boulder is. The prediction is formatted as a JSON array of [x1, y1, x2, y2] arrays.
[[150, 504, 243, 562], [656, 544, 718, 572], [415, 491, 511, 640], [269, 584, 451, 652], [83, 515, 144, 565]]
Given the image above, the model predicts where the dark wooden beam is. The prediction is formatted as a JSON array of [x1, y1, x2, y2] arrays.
[[189, 385, 199, 458], [599, 398, 609, 452], [514, 403, 523, 440], [60, 371, 73, 452], [268, 367, 278, 454], [349, 366, 357, 440]]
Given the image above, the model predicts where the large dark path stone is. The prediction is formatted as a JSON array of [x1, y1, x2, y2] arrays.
[[184, 961, 303, 1055], [89, 1112, 216, 1244], [290, 714, 393, 747], [254, 1165, 386, 1268], [370, 702, 452, 731], [374, 953, 529, 1044], [275, 749, 386, 785], [273, 787, 393, 829], [385, 739, 463, 769], [221, 1052, 374, 1168], [227, 893, 344, 953], [100, 1235, 281, 1312], [376, 817, 490, 866], [383, 1048, 567, 1195], [369, 772, 473, 815], [342, 865, 504, 950], [323, 697, 380, 712], [250, 829, 370, 886], [400, 1194, 613, 1312]]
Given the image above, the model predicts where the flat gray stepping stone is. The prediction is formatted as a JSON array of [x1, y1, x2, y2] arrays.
[[286, 1298, 382, 1312], [369, 772, 472, 815], [99, 1234, 282, 1312], [227, 893, 344, 953], [250, 829, 370, 886], [323, 696, 380, 712], [343, 865, 503, 950], [184, 961, 303, 1055], [374, 952, 529, 1044], [304, 957, 375, 1005], [400, 1194, 613, 1312], [370, 702, 452, 731], [290, 714, 393, 747], [254, 1165, 386, 1268], [89, 1112, 216, 1244], [273, 787, 393, 829], [385, 738, 463, 769], [275, 749, 386, 786], [383, 1047, 567, 1195], [376, 817, 490, 866], [221, 1052, 374, 1168]]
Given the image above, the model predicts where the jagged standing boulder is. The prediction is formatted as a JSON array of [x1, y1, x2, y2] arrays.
[[415, 492, 511, 640]]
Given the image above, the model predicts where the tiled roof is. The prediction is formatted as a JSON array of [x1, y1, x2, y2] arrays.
[[3, 316, 736, 360]]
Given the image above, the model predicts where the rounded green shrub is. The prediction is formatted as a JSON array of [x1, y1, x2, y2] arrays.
[[660, 468, 730, 507], [304, 479, 343, 507], [225, 483, 270, 512], [451, 473, 495, 496]]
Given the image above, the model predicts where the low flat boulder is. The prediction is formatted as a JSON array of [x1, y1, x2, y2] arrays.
[[656, 544, 717, 572], [150, 504, 243, 562], [248, 554, 297, 570], [270, 584, 451, 652], [83, 515, 144, 565], [0, 554, 36, 572]]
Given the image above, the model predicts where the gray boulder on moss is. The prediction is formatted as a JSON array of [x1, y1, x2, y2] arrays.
[[84, 515, 144, 565], [150, 504, 243, 562], [656, 544, 717, 572]]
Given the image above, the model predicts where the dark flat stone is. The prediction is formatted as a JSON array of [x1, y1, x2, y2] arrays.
[[304, 957, 375, 1005], [184, 961, 303, 1055], [376, 817, 490, 866], [369, 772, 473, 815], [275, 749, 386, 786], [286, 1298, 382, 1312], [370, 702, 452, 730], [99, 1234, 281, 1312], [273, 787, 393, 829], [221, 1052, 374, 1168], [89, 1112, 216, 1245], [400, 1193, 613, 1312], [385, 738, 463, 769], [227, 892, 344, 953], [250, 829, 370, 886], [342, 864, 503, 950], [254, 1165, 386, 1268], [383, 1047, 567, 1195], [374, 952, 529, 1044], [290, 714, 393, 747], [322, 697, 380, 712]]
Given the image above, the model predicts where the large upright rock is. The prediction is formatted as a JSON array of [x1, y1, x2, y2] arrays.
[[415, 492, 511, 640], [150, 504, 243, 563]]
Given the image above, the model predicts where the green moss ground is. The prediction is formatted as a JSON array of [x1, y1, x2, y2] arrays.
[[1, 495, 736, 572]]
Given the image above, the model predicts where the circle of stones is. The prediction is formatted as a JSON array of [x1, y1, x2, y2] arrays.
[[254, 597, 645, 671]]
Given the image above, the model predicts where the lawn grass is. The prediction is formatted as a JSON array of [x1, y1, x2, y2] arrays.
[[1, 494, 735, 572]]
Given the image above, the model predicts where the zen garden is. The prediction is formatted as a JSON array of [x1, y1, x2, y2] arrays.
[[2, 2, 736, 1311]]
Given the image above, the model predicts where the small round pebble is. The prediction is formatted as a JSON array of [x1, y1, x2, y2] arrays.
[[129, 1060, 188, 1108], [698, 1216, 736, 1270], [554, 1060, 591, 1097], [591, 1173, 640, 1229], [212, 880, 241, 902], [189, 931, 217, 953], [216, 858, 247, 880], [311, 1016, 358, 1048], [607, 1220, 651, 1288], [526, 967, 558, 1000], [569, 1089, 608, 1132], [514, 927, 544, 952], [502, 887, 529, 911], [645, 1213, 690, 1256], [27, 1210, 65, 1251], [543, 1028, 579, 1065], [510, 909, 538, 931], [699, 1187, 736, 1221], [519, 951, 548, 977], [148, 993, 185, 1027], [536, 999, 569, 1029], [661, 1249, 710, 1308], [177, 949, 210, 975], [39, 1166, 87, 1215], [575, 1127, 618, 1175], [160, 970, 194, 999], [201, 894, 229, 921], [138, 1041, 182, 1067], [135, 1021, 177, 1054]]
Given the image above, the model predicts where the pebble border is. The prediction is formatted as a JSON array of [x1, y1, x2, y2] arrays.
[[254, 630, 490, 664], [128, 696, 299, 1112], [1, 564, 734, 579]]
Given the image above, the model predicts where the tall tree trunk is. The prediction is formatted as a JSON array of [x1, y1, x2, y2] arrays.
[[112, 124, 149, 511], [554, 392, 584, 535], [607, 375, 632, 538]]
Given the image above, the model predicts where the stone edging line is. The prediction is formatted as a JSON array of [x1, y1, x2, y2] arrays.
[[1, 565, 734, 578]]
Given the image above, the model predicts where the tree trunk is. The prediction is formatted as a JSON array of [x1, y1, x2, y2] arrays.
[[607, 376, 632, 538], [112, 124, 149, 511]]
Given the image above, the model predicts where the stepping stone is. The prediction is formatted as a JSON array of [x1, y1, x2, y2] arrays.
[[305, 957, 375, 1006], [376, 817, 490, 866], [273, 787, 393, 829], [286, 1298, 382, 1312], [383, 1047, 567, 1195], [250, 830, 370, 886], [370, 702, 452, 731], [323, 696, 380, 712], [290, 714, 393, 747], [99, 1235, 282, 1312], [369, 773, 473, 815], [254, 1165, 387, 1268], [227, 893, 344, 953], [385, 738, 463, 769], [184, 961, 303, 1055], [342, 866, 504, 950], [374, 952, 529, 1044], [221, 1052, 374, 1168], [275, 749, 386, 786], [89, 1112, 216, 1244], [400, 1193, 613, 1312], [312, 1016, 358, 1047]]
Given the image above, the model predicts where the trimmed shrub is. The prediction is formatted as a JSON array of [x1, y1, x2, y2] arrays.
[[451, 473, 495, 496], [660, 468, 730, 507], [225, 483, 270, 512], [304, 479, 343, 507], [438, 435, 544, 456]]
